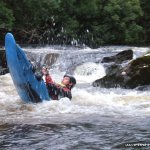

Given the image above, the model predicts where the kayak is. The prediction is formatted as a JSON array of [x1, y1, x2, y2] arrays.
[[5, 33, 50, 103]]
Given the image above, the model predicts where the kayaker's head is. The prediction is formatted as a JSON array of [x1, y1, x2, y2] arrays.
[[62, 74, 76, 89]]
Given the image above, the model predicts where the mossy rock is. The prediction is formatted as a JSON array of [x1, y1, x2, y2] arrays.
[[123, 56, 150, 88], [93, 56, 150, 89]]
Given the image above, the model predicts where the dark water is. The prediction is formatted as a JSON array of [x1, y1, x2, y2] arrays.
[[0, 115, 150, 150], [0, 46, 150, 150]]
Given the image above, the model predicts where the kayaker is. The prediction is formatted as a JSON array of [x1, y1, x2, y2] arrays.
[[41, 65, 76, 100]]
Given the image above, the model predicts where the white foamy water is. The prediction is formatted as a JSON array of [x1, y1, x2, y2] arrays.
[[74, 62, 106, 83], [1, 46, 150, 125]]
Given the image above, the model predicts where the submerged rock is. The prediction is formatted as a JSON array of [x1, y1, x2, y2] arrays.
[[101, 49, 133, 63], [93, 56, 150, 89]]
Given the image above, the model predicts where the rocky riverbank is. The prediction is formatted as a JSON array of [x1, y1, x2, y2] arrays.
[[93, 49, 150, 89]]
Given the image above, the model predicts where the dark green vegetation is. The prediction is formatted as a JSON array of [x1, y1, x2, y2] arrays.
[[0, 0, 149, 47]]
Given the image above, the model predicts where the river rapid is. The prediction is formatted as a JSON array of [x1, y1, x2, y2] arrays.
[[0, 46, 150, 150]]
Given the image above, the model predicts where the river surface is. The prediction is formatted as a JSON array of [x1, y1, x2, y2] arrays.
[[0, 46, 150, 150]]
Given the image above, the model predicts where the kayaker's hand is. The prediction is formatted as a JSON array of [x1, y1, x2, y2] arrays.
[[41, 67, 49, 75]]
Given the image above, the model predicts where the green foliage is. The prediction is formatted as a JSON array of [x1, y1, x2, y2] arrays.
[[4, 0, 59, 29], [0, 1, 15, 30], [0, 0, 149, 47], [140, 0, 150, 44], [97, 0, 143, 44]]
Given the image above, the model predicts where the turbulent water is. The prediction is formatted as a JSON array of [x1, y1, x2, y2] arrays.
[[0, 46, 150, 150]]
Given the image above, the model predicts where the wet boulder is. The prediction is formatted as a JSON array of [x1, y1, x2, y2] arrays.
[[93, 55, 150, 89], [25, 51, 59, 69], [0, 49, 9, 75], [92, 71, 124, 88], [123, 55, 150, 88], [101, 49, 133, 63], [0, 67, 9, 75], [105, 64, 122, 76]]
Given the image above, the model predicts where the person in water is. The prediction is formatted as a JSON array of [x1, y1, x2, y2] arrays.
[[41, 65, 76, 100]]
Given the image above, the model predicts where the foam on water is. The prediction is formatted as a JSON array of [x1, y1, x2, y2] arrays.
[[1, 46, 150, 124], [0, 72, 150, 124], [74, 62, 105, 83]]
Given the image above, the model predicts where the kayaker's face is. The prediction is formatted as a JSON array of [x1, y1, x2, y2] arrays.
[[62, 76, 70, 85]]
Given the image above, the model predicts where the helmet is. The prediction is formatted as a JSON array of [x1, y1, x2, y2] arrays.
[[42, 64, 48, 69], [64, 74, 76, 89]]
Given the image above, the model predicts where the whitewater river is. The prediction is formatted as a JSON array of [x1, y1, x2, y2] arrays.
[[0, 46, 150, 150]]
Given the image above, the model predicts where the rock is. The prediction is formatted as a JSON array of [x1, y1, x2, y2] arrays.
[[105, 64, 122, 76], [0, 49, 7, 68], [0, 67, 9, 75], [93, 56, 150, 89], [0, 49, 9, 75], [101, 49, 133, 63], [123, 56, 150, 88], [92, 72, 124, 88], [25, 51, 59, 69]]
